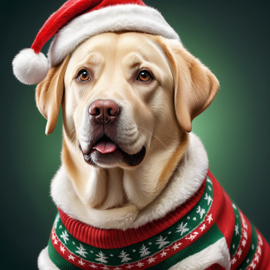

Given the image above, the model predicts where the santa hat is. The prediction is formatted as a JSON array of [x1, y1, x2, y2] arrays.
[[13, 0, 180, 85]]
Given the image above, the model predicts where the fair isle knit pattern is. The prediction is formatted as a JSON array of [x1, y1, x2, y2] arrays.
[[48, 170, 270, 269], [229, 204, 266, 269]]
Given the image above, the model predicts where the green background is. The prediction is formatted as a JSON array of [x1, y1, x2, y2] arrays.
[[1, 0, 270, 269]]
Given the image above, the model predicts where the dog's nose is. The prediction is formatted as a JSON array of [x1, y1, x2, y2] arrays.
[[89, 99, 120, 124]]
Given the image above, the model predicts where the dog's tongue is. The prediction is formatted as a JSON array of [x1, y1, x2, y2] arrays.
[[93, 141, 117, 154]]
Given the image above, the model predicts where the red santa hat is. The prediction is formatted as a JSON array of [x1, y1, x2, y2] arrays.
[[12, 0, 180, 85]]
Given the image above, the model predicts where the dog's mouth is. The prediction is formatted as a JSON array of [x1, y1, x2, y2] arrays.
[[82, 136, 146, 167]]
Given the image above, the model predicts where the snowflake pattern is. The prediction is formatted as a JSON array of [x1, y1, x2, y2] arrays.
[[243, 230, 248, 239], [231, 257, 237, 264], [172, 243, 182, 250], [206, 214, 213, 224], [156, 235, 170, 249], [139, 244, 151, 257], [78, 259, 85, 266], [160, 250, 167, 258], [199, 224, 206, 232], [185, 232, 199, 241], [126, 265, 134, 269], [176, 222, 189, 236], [118, 250, 132, 263], [258, 246, 262, 255], [136, 262, 144, 268], [68, 254, 75, 261], [60, 245, 66, 254], [147, 257, 156, 264], [75, 244, 88, 258], [240, 213, 248, 230], [235, 224, 240, 235], [254, 254, 259, 263], [60, 230, 69, 244], [90, 264, 98, 269], [95, 251, 109, 264], [204, 193, 212, 205], [196, 206, 206, 219], [237, 248, 242, 258]]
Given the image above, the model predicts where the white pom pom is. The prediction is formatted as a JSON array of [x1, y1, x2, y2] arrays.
[[12, 48, 49, 85]]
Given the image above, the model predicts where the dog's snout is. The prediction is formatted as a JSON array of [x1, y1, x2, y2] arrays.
[[89, 99, 120, 124]]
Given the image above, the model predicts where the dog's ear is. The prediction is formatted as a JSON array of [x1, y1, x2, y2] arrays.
[[157, 38, 219, 132], [35, 55, 70, 135]]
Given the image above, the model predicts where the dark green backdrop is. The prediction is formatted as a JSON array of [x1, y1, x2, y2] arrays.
[[1, 1, 269, 269]]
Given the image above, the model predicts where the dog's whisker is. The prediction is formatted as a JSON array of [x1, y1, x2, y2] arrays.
[[137, 131, 152, 150], [70, 128, 76, 136], [69, 128, 78, 143], [137, 126, 167, 149], [71, 133, 77, 143]]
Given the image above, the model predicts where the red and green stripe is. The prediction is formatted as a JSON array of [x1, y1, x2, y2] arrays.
[[230, 204, 242, 257], [48, 177, 215, 269], [48, 223, 224, 270], [237, 224, 258, 270]]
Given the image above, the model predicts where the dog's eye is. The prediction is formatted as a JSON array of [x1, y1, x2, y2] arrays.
[[77, 70, 90, 82], [137, 71, 152, 82]]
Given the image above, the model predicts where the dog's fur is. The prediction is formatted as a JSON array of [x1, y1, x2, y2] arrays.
[[37, 32, 223, 269]]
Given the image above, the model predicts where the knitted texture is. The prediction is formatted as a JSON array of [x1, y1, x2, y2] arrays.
[[205, 265, 225, 270], [48, 170, 270, 269]]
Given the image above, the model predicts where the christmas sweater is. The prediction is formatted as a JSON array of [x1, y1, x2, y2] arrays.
[[48, 170, 270, 270]]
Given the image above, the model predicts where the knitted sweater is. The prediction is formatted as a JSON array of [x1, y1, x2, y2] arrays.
[[48, 170, 270, 269]]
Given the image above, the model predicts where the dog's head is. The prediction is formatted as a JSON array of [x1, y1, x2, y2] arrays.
[[35, 32, 219, 211]]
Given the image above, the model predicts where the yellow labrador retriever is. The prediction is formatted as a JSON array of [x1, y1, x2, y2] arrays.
[[36, 32, 270, 270], [36, 32, 222, 269]]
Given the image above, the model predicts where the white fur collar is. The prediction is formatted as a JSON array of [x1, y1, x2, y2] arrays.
[[51, 133, 208, 230]]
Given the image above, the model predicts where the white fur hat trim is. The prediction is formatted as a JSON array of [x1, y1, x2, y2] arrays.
[[49, 5, 180, 67]]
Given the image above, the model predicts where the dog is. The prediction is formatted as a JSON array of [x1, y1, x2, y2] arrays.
[[33, 32, 270, 270]]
